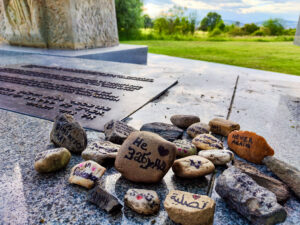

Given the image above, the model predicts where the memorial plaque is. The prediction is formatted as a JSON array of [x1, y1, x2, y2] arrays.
[[0, 64, 177, 131]]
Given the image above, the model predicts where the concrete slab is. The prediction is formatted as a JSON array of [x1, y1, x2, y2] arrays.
[[295, 16, 300, 46], [0, 44, 148, 64]]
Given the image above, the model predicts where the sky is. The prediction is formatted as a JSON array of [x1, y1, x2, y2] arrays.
[[143, 0, 300, 24]]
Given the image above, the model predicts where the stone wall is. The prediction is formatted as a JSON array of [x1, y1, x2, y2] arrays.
[[294, 16, 300, 46], [0, 0, 119, 49]]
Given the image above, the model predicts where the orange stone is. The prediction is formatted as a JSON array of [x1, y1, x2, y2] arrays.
[[228, 130, 274, 164]]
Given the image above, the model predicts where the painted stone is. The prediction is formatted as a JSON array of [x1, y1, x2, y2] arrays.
[[209, 118, 240, 136], [50, 114, 87, 153], [216, 167, 287, 225], [69, 160, 106, 189], [192, 134, 223, 150], [170, 115, 200, 129], [228, 130, 274, 164], [104, 120, 137, 145], [164, 190, 215, 225], [81, 140, 120, 164], [172, 156, 215, 178], [0, 0, 119, 49], [187, 122, 210, 138], [173, 139, 197, 157], [140, 122, 183, 142], [234, 160, 290, 203], [124, 189, 160, 215], [88, 186, 122, 213], [198, 149, 234, 166], [34, 147, 71, 173], [263, 156, 300, 199], [114, 131, 176, 183]]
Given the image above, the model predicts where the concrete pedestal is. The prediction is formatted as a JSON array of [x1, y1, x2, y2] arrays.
[[0, 44, 148, 64]]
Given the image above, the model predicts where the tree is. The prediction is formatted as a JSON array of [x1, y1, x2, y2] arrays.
[[154, 17, 168, 34], [263, 19, 284, 35], [115, 0, 143, 39], [143, 14, 153, 28], [200, 12, 223, 31], [242, 23, 259, 34]]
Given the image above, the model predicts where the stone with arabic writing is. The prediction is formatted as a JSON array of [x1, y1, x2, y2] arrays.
[[234, 159, 290, 203], [187, 122, 210, 138], [228, 130, 274, 164], [50, 114, 87, 153], [115, 131, 176, 183], [170, 115, 200, 129], [34, 147, 71, 173], [173, 139, 197, 157], [104, 120, 137, 145], [124, 189, 160, 215], [88, 185, 122, 213], [81, 140, 120, 164], [69, 160, 106, 189], [216, 167, 287, 225], [140, 122, 183, 142], [192, 134, 223, 150], [209, 118, 240, 136], [198, 149, 234, 166], [164, 190, 215, 225], [172, 156, 215, 178]]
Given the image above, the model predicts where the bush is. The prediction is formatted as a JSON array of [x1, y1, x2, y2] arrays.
[[209, 28, 222, 37], [252, 30, 265, 36], [263, 19, 284, 35], [242, 23, 259, 34], [228, 27, 246, 36]]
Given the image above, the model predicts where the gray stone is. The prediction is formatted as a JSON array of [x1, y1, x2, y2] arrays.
[[215, 167, 287, 225], [170, 114, 200, 129], [34, 147, 71, 173], [50, 114, 87, 153], [234, 160, 290, 203], [104, 120, 137, 145], [140, 122, 183, 142], [294, 16, 300, 46], [82, 140, 120, 164], [0, 0, 118, 49], [124, 189, 160, 215], [198, 149, 234, 166], [263, 156, 300, 199], [88, 185, 122, 213]]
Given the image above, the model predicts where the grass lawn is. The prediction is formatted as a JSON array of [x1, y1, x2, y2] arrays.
[[121, 40, 300, 76]]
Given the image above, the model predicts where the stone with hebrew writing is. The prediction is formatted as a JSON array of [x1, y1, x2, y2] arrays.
[[209, 118, 240, 136], [115, 131, 176, 183], [192, 134, 223, 150], [170, 115, 200, 129], [198, 149, 234, 166], [124, 189, 160, 215], [173, 139, 197, 157], [69, 160, 106, 189], [172, 156, 215, 178], [34, 147, 71, 173], [104, 120, 137, 144], [50, 114, 87, 153], [164, 190, 215, 225], [88, 185, 122, 213], [81, 140, 120, 164], [228, 130, 274, 164], [187, 122, 210, 138]]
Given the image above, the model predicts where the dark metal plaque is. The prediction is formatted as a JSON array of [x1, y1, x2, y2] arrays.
[[0, 64, 177, 131]]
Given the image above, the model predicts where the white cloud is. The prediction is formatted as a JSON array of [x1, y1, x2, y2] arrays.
[[143, 3, 173, 18], [239, 1, 300, 14], [171, 0, 220, 10]]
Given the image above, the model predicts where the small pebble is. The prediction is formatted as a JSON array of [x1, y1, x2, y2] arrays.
[[187, 122, 210, 138], [192, 134, 223, 150]]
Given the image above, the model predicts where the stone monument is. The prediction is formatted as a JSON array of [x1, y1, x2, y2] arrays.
[[0, 0, 118, 49], [294, 16, 300, 46]]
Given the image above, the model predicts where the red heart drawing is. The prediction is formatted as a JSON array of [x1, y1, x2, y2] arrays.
[[136, 195, 143, 200], [192, 195, 200, 200]]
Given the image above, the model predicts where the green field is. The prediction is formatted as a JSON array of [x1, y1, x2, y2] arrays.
[[122, 40, 300, 76]]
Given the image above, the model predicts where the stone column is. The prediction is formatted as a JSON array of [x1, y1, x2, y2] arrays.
[[295, 16, 300, 46], [0, 0, 119, 49]]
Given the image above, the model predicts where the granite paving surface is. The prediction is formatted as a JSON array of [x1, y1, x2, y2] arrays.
[[0, 53, 299, 224]]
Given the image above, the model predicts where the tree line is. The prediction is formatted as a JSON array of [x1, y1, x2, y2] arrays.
[[115, 1, 296, 39]]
